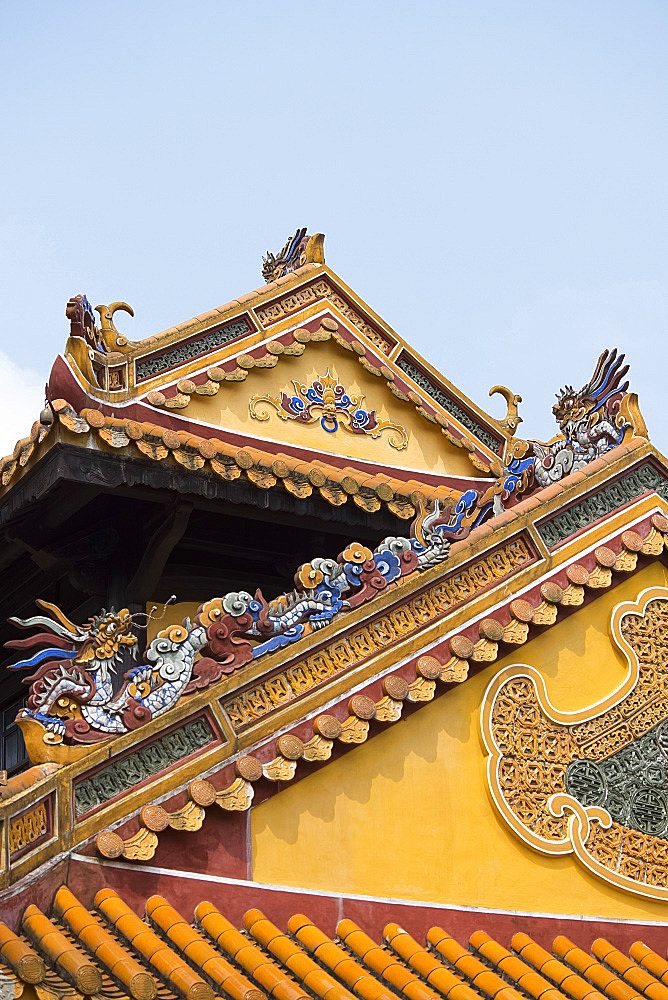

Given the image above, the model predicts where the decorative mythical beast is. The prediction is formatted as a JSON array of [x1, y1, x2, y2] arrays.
[[499, 348, 632, 506], [261, 227, 310, 282], [7, 600, 207, 744], [8, 497, 472, 755]]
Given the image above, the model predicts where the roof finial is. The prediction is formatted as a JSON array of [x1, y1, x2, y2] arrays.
[[261, 229, 325, 282]]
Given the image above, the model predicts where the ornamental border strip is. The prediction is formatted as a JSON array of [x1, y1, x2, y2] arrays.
[[73, 715, 218, 819], [537, 462, 668, 548], [254, 275, 395, 355], [395, 354, 503, 455], [135, 317, 254, 381]]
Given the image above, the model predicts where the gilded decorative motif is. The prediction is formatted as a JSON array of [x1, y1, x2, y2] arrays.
[[8, 801, 50, 858], [223, 537, 532, 730], [250, 369, 408, 450], [302, 734, 334, 761], [167, 799, 205, 832], [216, 777, 254, 810], [481, 588, 668, 901], [118, 827, 159, 861]]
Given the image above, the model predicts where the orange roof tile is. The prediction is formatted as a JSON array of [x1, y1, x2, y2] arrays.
[[629, 945, 668, 989], [553, 937, 643, 1000], [1, 887, 667, 1000], [22, 903, 103, 995], [0, 397, 476, 517]]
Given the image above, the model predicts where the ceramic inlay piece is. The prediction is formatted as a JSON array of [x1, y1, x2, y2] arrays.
[[499, 350, 647, 509], [8, 500, 460, 758]]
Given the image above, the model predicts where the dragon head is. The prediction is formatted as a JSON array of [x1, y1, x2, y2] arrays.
[[552, 349, 630, 438], [79, 608, 137, 663], [552, 385, 585, 434]]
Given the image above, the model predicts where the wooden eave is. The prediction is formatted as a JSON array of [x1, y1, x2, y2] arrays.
[[0, 398, 485, 518]]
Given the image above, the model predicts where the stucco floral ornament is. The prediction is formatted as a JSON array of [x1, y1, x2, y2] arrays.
[[342, 543, 373, 564], [296, 563, 324, 589]]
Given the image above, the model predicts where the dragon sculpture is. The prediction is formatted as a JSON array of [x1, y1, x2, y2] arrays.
[[262, 227, 311, 282], [8, 499, 458, 753], [499, 348, 633, 506]]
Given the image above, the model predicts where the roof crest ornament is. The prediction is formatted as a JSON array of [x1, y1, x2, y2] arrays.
[[261, 228, 325, 283], [494, 349, 646, 511], [489, 385, 523, 434], [95, 301, 135, 352], [5, 496, 496, 763]]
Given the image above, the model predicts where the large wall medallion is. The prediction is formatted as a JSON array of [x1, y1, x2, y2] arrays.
[[481, 586, 668, 901]]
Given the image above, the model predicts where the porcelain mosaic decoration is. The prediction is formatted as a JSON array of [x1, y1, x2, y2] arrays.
[[499, 349, 635, 506], [261, 226, 312, 282], [481, 586, 668, 902], [7, 499, 458, 751], [249, 369, 409, 450]]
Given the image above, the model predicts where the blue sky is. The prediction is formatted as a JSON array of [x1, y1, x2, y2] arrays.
[[0, 1, 666, 454]]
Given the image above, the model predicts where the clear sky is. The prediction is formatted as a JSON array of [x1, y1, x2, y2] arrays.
[[0, 1, 666, 455]]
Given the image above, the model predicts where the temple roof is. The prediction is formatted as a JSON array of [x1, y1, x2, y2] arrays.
[[1, 231, 666, 926], [1, 883, 666, 1000]]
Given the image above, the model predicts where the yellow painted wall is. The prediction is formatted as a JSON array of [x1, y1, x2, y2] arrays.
[[251, 563, 668, 920], [182, 342, 480, 480]]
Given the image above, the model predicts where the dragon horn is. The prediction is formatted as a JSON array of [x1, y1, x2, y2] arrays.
[[10, 614, 82, 640], [35, 599, 82, 635]]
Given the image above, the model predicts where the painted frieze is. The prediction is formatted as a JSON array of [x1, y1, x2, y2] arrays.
[[7, 498, 470, 757], [481, 586, 668, 901]]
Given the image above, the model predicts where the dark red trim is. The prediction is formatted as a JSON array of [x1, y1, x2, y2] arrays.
[[65, 857, 668, 952]]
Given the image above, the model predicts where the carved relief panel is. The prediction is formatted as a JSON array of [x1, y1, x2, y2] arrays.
[[481, 587, 668, 900]]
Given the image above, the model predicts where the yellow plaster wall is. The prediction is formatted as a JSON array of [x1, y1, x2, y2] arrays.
[[251, 563, 668, 920], [145, 602, 201, 644], [182, 343, 480, 480]]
